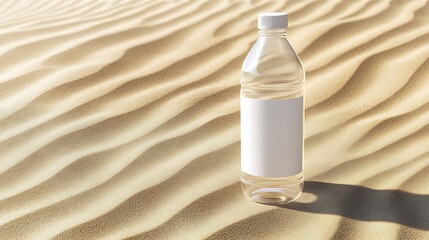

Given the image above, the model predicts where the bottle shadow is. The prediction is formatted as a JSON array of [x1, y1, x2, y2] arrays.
[[272, 181, 429, 230]]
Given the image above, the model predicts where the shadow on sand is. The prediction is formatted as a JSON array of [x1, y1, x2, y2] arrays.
[[273, 181, 429, 230]]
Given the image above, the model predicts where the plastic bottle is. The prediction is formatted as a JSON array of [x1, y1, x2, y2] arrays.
[[240, 12, 305, 204]]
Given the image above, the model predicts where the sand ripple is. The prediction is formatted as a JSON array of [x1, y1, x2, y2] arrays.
[[0, 0, 428, 239]]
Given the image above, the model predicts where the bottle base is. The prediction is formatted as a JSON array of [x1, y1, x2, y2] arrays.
[[241, 172, 304, 205]]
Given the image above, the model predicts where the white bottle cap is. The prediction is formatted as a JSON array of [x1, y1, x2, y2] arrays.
[[258, 12, 288, 29]]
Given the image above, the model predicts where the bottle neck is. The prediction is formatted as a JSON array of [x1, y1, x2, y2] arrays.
[[258, 28, 287, 37]]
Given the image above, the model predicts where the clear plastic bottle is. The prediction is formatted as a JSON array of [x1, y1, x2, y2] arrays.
[[240, 12, 305, 204]]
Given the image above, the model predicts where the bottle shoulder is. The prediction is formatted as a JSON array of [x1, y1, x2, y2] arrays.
[[241, 36, 305, 99], [241, 36, 305, 78]]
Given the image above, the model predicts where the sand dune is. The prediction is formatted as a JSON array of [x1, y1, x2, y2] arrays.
[[0, 0, 428, 239]]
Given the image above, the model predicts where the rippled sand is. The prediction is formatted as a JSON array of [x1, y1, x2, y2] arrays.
[[0, 0, 428, 239]]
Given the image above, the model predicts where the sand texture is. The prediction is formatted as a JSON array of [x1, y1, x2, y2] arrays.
[[0, 0, 428, 239]]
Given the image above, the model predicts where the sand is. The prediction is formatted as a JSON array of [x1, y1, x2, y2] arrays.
[[0, 0, 428, 239]]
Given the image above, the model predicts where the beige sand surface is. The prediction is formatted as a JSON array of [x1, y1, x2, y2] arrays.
[[0, 0, 428, 239]]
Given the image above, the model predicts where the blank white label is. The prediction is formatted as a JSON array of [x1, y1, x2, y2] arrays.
[[241, 95, 303, 178]]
